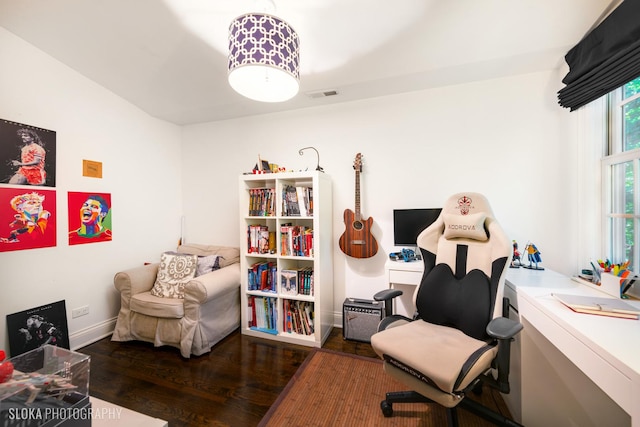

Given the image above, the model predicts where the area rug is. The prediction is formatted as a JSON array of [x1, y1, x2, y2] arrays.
[[258, 348, 510, 427]]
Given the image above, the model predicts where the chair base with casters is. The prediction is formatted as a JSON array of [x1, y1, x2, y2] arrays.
[[381, 389, 522, 427], [371, 192, 523, 427]]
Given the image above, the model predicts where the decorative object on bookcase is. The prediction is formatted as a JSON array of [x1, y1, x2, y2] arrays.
[[339, 153, 378, 258], [298, 146, 324, 172], [239, 171, 332, 347], [253, 155, 272, 173]]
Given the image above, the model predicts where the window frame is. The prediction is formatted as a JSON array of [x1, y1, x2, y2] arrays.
[[601, 79, 640, 269]]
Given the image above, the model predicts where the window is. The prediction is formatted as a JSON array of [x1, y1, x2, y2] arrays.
[[602, 76, 640, 268]]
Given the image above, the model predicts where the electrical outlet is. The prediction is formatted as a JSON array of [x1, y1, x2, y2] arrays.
[[71, 305, 89, 318]]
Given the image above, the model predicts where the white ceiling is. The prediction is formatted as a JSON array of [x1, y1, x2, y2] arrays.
[[0, 0, 615, 125]]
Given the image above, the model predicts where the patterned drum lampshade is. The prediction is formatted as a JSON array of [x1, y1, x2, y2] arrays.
[[228, 13, 300, 102]]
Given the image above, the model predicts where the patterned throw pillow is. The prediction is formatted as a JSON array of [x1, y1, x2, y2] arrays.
[[150, 252, 198, 298], [195, 255, 223, 277]]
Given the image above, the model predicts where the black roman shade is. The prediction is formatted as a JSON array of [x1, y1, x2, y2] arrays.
[[558, 0, 640, 111]]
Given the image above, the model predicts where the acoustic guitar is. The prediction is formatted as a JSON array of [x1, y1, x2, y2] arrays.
[[339, 153, 378, 258]]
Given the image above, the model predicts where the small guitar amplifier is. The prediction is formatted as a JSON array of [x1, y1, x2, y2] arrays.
[[343, 298, 383, 343]]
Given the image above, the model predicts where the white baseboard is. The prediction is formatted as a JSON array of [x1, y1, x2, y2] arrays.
[[70, 317, 116, 351]]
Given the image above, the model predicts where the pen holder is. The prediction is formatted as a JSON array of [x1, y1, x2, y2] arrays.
[[599, 272, 628, 298]]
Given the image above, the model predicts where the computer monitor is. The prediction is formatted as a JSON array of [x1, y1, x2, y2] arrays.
[[393, 208, 442, 247]]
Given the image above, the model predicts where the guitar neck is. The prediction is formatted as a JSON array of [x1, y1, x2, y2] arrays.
[[354, 169, 361, 221]]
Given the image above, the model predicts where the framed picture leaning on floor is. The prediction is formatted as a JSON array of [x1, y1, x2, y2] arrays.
[[6, 300, 70, 357]]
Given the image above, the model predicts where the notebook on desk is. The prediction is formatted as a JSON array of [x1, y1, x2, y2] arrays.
[[551, 293, 640, 320]]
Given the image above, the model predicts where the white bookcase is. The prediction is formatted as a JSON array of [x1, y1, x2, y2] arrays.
[[239, 171, 333, 347]]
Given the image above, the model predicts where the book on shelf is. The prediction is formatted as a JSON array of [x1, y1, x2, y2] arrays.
[[283, 300, 314, 335], [281, 269, 298, 295], [552, 293, 640, 320], [297, 267, 314, 296], [280, 224, 313, 257], [247, 224, 271, 254], [282, 185, 313, 217], [248, 261, 277, 292], [248, 295, 278, 333], [248, 188, 276, 216], [280, 268, 314, 296]]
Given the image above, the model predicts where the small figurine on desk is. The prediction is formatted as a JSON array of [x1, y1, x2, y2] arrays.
[[523, 241, 544, 270], [510, 240, 522, 268]]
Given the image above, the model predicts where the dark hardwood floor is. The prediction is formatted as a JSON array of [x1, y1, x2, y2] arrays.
[[79, 328, 510, 426], [80, 328, 377, 426]]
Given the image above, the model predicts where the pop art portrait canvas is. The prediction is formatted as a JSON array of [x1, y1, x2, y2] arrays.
[[68, 191, 112, 245], [0, 188, 57, 252], [0, 119, 56, 187]]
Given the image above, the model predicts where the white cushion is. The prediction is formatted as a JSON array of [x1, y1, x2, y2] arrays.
[[131, 291, 184, 318]]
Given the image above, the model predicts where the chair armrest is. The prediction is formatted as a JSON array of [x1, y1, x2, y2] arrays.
[[114, 263, 159, 296], [483, 316, 523, 394], [373, 289, 403, 302], [486, 316, 523, 340], [184, 263, 241, 304], [374, 289, 404, 318]]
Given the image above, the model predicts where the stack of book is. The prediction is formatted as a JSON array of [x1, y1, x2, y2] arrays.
[[282, 185, 313, 216], [248, 188, 276, 216], [283, 300, 314, 335], [247, 296, 278, 334], [247, 224, 270, 254], [247, 261, 277, 292], [280, 224, 313, 257]]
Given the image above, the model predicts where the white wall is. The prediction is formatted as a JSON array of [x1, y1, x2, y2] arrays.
[[0, 27, 183, 352], [1, 24, 581, 349], [181, 69, 579, 319]]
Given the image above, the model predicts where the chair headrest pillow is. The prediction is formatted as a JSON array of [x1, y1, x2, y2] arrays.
[[442, 212, 488, 241]]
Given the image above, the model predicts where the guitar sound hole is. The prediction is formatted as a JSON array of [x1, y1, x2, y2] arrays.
[[353, 221, 363, 230]]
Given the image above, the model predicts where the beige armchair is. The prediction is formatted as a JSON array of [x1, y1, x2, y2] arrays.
[[112, 244, 241, 358]]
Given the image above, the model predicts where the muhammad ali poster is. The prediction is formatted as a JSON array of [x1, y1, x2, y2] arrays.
[[0, 119, 56, 187], [6, 300, 70, 358]]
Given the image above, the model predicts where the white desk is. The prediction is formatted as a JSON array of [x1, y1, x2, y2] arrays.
[[385, 259, 423, 317], [507, 268, 640, 427]]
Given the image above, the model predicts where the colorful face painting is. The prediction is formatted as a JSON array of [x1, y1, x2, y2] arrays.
[[68, 191, 112, 245], [0, 188, 57, 252]]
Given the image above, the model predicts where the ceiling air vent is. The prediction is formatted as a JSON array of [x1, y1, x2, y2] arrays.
[[306, 90, 339, 99]]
